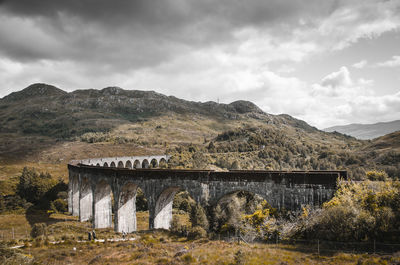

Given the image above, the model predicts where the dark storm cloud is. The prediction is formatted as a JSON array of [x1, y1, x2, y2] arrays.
[[0, 0, 336, 69]]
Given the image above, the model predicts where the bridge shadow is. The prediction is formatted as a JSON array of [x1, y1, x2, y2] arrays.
[[25, 206, 77, 227], [25, 181, 71, 227]]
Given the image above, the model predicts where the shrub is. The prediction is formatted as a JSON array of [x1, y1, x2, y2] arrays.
[[51, 198, 68, 213], [190, 204, 209, 230], [188, 226, 207, 239], [31, 223, 47, 238], [234, 250, 246, 265], [181, 253, 197, 263], [366, 170, 388, 181], [136, 188, 148, 211], [170, 215, 189, 236]]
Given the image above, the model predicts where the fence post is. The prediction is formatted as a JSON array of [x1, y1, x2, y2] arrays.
[[12, 227, 15, 240], [373, 239, 376, 254], [317, 240, 320, 256]]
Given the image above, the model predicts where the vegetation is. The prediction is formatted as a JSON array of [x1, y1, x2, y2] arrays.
[[1, 84, 400, 263], [1, 167, 67, 214]]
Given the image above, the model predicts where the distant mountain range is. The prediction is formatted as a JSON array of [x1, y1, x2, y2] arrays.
[[324, 120, 400, 140]]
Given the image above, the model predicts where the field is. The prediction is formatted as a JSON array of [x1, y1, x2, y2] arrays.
[[0, 210, 399, 264]]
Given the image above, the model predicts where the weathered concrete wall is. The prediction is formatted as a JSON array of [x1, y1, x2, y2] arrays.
[[153, 187, 180, 229], [72, 174, 80, 216], [93, 180, 112, 229], [68, 165, 345, 232], [68, 175, 73, 214], [79, 175, 93, 222], [115, 182, 138, 233]]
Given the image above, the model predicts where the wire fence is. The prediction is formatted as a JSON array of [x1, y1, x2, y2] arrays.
[[2, 226, 400, 255], [0, 227, 31, 241], [217, 232, 400, 255]]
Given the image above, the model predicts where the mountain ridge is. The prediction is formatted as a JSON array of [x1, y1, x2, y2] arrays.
[[0, 83, 318, 138], [324, 120, 400, 140]]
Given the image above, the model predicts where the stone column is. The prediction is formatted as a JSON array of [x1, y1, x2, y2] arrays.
[[115, 183, 138, 233], [79, 176, 93, 222], [93, 181, 112, 228], [72, 174, 80, 216], [68, 174, 73, 214], [153, 188, 179, 229]]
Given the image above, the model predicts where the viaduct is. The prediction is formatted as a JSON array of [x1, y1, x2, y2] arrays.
[[68, 155, 346, 233]]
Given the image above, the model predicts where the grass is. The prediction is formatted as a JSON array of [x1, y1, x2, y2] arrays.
[[12, 232, 400, 264], [1, 211, 399, 264]]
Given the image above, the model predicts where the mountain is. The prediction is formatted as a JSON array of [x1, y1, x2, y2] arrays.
[[324, 120, 400, 140], [0, 83, 399, 182], [0, 83, 317, 139]]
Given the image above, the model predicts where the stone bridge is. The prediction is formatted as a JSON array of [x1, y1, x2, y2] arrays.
[[68, 155, 346, 233]]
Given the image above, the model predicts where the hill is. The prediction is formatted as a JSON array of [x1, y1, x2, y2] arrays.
[[324, 120, 400, 140], [0, 83, 399, 183], [0, 83, 318, 139]]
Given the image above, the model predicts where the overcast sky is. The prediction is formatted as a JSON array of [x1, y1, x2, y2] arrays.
[[0, 0, 399, 128]]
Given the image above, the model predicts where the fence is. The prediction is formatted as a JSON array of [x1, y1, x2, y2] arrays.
[[217, 232, 400, 255], [0, 227, 31, 241]]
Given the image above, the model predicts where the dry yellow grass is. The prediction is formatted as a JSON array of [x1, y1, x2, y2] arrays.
[[18, 232, 399, 265], [1, 211, 398, 264]]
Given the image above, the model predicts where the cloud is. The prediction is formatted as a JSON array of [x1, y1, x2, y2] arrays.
[[320, 66, 353, 89], [316, 0, 400, 50], [0, 0, 400, 129], [376, 55, 400, 67], [352, 60, 368, 69]]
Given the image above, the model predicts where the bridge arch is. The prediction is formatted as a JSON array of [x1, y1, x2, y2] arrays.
[[110, 161, 116, 168], [150, 158, 158, 168], [152, 187, 199, 229], [212, 190, 265, 233], [125, 160, 132, 169], [142, 159, 149, 169], [159, 158, 167, 168], [96, 163, 100, 167], [103, 162, 109, 167], [115, 181, 138, 233], [133, 160, 141, 169], [117, 161, 124, 168], [94, 179, 113, 228]]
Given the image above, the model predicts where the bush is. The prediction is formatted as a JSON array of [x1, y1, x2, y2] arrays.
[[51, 198, 68, 213], [57, 191, 68, 200], [366, 170, 388, 181], [31, 223, 47, 238], [190, 204, 209, 230], [188, 226, 207, 239], [173, 191, 195, 213], [136, 188, 148, 211], [170, 215, 189, 236]]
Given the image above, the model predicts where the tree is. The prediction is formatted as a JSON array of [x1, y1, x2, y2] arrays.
[[190, 203, 209, 230], [17, 167, 56, 204]]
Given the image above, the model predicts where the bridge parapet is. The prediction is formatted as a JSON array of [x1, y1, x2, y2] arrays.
[[70, 154, 171, 169]]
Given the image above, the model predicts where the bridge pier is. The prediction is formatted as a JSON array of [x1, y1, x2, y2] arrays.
[[79, 176, 93, 222], [94, 180, 113, 229], [115, 183, 138, 233], [68, 175, 73, 214], [153, 187, 180, 229], [71, 174, 80, 216]]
